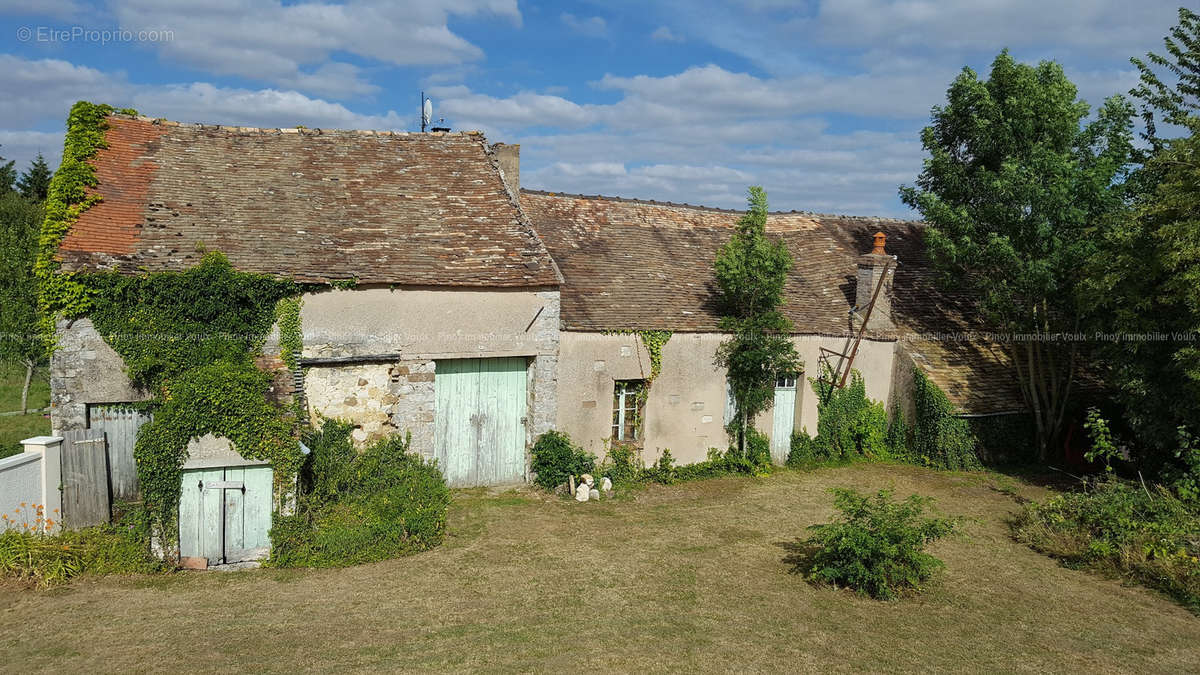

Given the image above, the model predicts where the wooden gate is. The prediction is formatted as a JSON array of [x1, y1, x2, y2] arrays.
[[178, 465, 273, 566], [434, 357, 528, 487], [87, 404, 153, 501], [61, 429, 110, 528]]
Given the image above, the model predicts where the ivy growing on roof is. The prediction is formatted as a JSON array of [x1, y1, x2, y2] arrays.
[[35, 101, 135, 346]]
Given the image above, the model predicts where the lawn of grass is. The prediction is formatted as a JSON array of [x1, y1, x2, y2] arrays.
[[2, 462, 1197, 672], [0, 363, 51, 458]]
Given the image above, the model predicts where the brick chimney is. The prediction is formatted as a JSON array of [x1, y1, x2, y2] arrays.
[[856, 231, 895, 332], [492, 142, 520, 197]]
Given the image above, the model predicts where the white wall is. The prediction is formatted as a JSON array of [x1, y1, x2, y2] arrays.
[[0, 452, 44, 530]]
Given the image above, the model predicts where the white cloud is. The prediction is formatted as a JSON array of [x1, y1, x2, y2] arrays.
[[650, 26, 684, 43], [0, 130, 64, 175], [560, 13, 607, 38], [0, 56, 129, 128], [109, 0, 521, 97]]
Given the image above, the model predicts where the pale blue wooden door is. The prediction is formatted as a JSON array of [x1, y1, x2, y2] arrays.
[[771, 375, 798, 464], [178, 465, 273, 565], [222, 466, 273, 562], [434, 357, 528, 487], [179, 467, 224, 563]]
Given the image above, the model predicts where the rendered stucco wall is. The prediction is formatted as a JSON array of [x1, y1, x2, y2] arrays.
[[556, 331, 898, 465]]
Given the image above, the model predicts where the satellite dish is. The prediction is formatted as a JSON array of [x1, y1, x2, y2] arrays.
[[422, 99, 433, 128]]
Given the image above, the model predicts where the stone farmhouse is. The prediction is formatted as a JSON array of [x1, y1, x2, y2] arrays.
[[49, 113, 1023, 489]]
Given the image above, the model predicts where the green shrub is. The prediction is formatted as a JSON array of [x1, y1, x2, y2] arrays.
[[530, 430, 596, 490], [298, 418, 357, 502], [270, 423, 450, 568], [599, 440, 641, 486], [1014, 476, 1200, 612], [811, 370, 889, 460], [0, 505, 163, 588], [642, 449, 678, 484], [797, 488, 958, 600]]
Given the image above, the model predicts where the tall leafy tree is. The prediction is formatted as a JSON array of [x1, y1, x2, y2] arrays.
[[1085, 7, 1200, 472], [0, 192, 45, 413], [17, 154, 52, 202], [0, 146, 16, 195], [900, 50, 1134, 460], [714, 186, 802, 454]]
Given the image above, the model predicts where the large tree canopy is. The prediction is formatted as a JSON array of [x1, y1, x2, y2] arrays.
[[1085, 7, 1200, 474], [900, 50, 1135, 459]]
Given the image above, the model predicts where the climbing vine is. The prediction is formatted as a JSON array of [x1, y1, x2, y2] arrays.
[[602, 329, 673, 382], [910, 367, 982, 470], [74, 253, 303, 543], [276, 296, 303, 372], [35, 101, 135, 345]]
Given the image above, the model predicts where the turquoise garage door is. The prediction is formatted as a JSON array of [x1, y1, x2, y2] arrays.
[[434, 357, 528, 487]]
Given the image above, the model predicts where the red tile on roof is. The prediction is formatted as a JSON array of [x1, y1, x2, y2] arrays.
[[58, 115, 559, 287]]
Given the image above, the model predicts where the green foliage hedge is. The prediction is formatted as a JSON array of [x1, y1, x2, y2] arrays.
[[270, 420, 450, 568], [796, 488, 958, 600], [1014, 477, 1200, 612], [530, 430, 596, 490]]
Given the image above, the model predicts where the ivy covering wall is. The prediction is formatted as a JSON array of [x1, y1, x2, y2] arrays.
[[79, 254, 303, 540], [33, 102, 315, 545], [909, 367, 983, 470]]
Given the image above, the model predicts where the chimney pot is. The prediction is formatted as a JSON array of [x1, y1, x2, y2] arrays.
[[871, 231, 887, 255], [856, 231, 896, 333]]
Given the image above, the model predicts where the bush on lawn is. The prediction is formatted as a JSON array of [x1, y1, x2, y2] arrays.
[[1014, 476, 1200, 612], [796, 488, 958, 600], [0, 504, 163, 588], [270, 421, 450, 568], [530, 430, 596, 490]]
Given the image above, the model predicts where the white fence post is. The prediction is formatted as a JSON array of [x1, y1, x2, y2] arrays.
[[22, 436, 63, 533]]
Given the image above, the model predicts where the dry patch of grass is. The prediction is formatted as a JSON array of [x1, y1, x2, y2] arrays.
[[2, 463, 1198, 673]]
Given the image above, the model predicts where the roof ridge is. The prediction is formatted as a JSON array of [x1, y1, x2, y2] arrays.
[[520, 188, 924, 224], [109, 112, 485, 138]]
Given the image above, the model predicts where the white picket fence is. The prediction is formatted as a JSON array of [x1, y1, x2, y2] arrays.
[[0, 437, 63, 533]]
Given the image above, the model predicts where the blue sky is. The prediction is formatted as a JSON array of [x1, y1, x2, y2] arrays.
[[0, 0, 1185, 216]]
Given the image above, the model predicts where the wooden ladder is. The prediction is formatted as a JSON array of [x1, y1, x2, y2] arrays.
[[817, 257, 894, 392]]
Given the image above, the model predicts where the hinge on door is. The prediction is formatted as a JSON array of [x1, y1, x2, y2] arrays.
[[520, 416, 528, 425]]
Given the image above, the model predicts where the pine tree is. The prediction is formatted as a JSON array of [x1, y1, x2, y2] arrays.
[[17, 154, 52, 202], [0, 145, 15, 195]]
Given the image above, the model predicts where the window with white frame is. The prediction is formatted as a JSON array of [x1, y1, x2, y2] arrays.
[[612, 380, 646, 442]]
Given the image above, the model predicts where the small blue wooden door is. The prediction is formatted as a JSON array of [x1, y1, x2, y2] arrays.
[[771, 375, 798, 464], [179, 465, 273, 565], [434, 357, 528, 487]]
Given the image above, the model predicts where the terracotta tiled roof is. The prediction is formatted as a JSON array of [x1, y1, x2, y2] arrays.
[[521, 189, 1025, 413], [58, 115, 559, 287]]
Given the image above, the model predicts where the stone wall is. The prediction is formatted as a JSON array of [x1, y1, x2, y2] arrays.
[[304, 360, 437, 454], [50, 318, 152, 433]]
